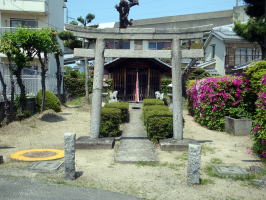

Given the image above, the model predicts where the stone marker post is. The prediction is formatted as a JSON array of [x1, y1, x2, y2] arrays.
[[171, 38, 183, 140], [90, 38, 105, 138], [64, 133, 76, 180], [187, 144, 201, 185]]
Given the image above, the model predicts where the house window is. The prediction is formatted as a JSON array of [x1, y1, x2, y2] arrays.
[[10, 19, 38, 28], [134, 40, 143, 50], [105, 40, 130, 49], [148, 41, 171, 50], [235, 48, 261, 66], [211, 44, 216, 59]]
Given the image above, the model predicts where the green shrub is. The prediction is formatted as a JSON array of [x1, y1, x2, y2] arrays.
[[188, 68, 210, 80], [64, 75, 93, 98], [245, 61, 266, 93], [142, 104, 173, 141], [64, 70, 93, 98], [36, 90, 61, 112], [186, 75, 251, 131], [105, 102, 129, 123], [252, 74, 266, 158], [146, 115, 173, 141], [160, 78, 172, 94], [104, 78, 113, 93], [100, 108, 121, 137], [142, 105, 169, 125], [143, 99, 164, 106]]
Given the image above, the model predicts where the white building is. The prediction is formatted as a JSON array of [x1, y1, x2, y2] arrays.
[[0, 0, 66, 94], [202, 24, 261, 75]]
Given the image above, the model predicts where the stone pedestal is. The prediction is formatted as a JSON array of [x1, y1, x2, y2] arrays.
[[187, 144, 201, 185], [225, 116, 252, 136], [75, 136, 115, 149], [64, 133, 76, 180], [160, 138, 198, 151]]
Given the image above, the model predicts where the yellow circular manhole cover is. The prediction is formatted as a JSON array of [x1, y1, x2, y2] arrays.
[[10, 149, 64, 161]]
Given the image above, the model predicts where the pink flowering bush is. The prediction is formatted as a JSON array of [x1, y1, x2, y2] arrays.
[[252, 74, 266, 158], [187, 75, 251, 131]]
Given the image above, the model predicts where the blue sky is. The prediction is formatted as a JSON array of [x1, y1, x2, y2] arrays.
[[66, 0, 239, 24]]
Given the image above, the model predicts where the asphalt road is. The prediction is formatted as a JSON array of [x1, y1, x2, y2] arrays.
[[0, 176, 139, 200]]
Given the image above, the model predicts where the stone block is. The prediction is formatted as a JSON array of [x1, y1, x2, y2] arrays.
[[64, 133, 76, 180], [225, 116, 252, 136], [75, 136, 115, 149], [187, 144, 201, 185], [252, 176, 266, 187], [28, 161, 63, 173], [160, 138, 198, 151], [213, 166, 249, 177]]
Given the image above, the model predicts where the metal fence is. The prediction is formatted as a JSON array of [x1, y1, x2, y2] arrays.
[[0, 74, 57, 99]]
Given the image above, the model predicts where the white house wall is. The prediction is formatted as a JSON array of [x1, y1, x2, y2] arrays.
[[205, 37, 226, 75], [46, 0, 65, 75]]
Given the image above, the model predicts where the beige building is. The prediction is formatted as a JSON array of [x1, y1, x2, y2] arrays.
[[0, 0, 66, 76], [0, 0, 66, 95]]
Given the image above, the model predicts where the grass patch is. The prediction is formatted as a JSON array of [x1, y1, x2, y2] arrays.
[[66, 97, 83, 106], [200, 178, 215, 185], [175, 152, 188, 161], [136, 161, 179, 170], [210, 158, 223, 165], [202, 144, 216, 156]]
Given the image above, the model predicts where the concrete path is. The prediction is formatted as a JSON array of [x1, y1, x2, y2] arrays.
[[0, 176, 139, 200], [115, 104, 158, 163]]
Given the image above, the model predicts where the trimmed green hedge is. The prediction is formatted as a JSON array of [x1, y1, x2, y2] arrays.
[[142, 103, 173, 141], [147, 115, 173, 141], [100, 108, 121, 137], [143, 99, 164, 106], [105, 102, 129, 123], [64, 75, 93, 98], [143, 105, 169, 125], [36, 90, 61, 112]]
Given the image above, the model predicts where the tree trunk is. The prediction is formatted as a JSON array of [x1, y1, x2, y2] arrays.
[[0, 69, 9, 125], [38, 52, 48, 112], [55, 53, 62, 102], [262, 47, 266, 60], [7, 58, 15, 118], [14, 67, 26, 112]]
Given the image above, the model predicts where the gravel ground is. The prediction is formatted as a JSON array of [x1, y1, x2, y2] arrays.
[[0, 104, 265, 200]]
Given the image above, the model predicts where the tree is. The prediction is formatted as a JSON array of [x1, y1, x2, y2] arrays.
[[234, 0, 266, 59], [31, 29, 60, 112], [0, 31, 29, 114], [0, 37, 17, 123], [77, 13, 95, 102], [52, 35, 64, 102]]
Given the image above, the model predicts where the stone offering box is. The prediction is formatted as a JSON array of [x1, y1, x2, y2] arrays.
[[225, 116, 252, 136]]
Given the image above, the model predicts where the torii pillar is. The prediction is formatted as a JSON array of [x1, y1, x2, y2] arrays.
[[90, 38, 105, 138], [171, 38, 183, 140]]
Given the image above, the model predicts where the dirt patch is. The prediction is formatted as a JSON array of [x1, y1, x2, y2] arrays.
[[0, 105, 265, 200], [23, 151, 57, 158]]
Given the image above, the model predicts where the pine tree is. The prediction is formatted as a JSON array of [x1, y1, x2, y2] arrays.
[[234, 0, 266, 59]]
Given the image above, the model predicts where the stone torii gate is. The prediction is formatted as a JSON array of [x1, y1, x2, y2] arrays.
[[65, 24, 212, 149]]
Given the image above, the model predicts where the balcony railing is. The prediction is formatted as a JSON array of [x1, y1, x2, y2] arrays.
[[0, 27, 42, 37], [0, 0, 48, 14]]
